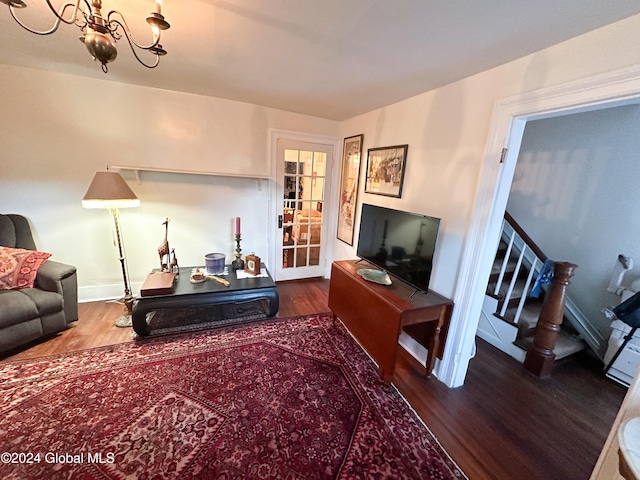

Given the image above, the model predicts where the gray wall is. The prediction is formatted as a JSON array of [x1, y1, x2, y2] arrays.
[[507, 104, 640, 340]]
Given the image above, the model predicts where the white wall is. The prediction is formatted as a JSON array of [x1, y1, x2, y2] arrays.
[[0, 64, 339, 301], [507, 105, 640, 340], [332, 13, 640, 381]]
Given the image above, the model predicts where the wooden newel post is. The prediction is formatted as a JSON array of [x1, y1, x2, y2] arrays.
[[523, 261, 577, 378]]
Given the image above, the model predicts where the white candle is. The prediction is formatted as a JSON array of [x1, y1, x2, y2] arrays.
[[154, 0, 162, 14]]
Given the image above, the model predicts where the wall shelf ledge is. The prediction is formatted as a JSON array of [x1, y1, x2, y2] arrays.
[[108, 165, 271, 188]]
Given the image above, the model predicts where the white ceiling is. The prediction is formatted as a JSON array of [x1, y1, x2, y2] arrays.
[[2, 0, 640, 120]]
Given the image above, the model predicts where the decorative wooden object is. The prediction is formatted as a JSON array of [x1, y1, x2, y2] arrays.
[[157, 218, 170, 271], [170, 248, 179, 274], [328, 260, 453, 382], [245, 254, 261, 275], [523, 261, 578, 378], [140, 271, 176, 297]]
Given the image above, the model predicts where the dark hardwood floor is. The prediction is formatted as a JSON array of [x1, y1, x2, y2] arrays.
[[2, 278, 626, 480]]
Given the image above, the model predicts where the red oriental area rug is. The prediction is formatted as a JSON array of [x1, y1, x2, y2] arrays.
[[0, 313, 466, 479]]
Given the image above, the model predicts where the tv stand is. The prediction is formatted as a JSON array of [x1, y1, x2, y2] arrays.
[[328, 260, 453, 382]]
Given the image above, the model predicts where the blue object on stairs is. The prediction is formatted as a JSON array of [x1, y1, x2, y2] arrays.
[[531, 259, 555, 298]]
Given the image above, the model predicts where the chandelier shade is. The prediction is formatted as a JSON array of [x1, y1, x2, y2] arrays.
[[1, 0, 170, 72]]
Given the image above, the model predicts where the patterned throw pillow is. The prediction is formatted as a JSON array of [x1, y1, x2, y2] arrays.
[[0, 246, 52, 290]]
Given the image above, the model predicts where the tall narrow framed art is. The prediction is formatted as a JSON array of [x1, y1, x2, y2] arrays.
[[336, 134, 363, 245]]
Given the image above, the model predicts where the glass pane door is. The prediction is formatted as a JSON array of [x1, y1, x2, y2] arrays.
[[276, 140, 331, 280]]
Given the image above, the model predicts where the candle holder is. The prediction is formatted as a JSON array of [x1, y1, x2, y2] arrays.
[[231, 234, 244, 270]]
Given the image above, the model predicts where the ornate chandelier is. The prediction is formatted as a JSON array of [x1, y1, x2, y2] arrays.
[[1, 0, 170, 72]]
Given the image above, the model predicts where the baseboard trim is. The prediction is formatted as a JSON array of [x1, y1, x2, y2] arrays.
[[78, 281, 143, 303]]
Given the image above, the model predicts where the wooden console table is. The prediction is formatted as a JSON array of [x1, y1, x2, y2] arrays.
[[328, 260, 453, 382]]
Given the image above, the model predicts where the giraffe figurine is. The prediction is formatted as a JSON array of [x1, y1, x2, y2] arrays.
[[170, 248, 179, 275], [157, 218, 170, 271]]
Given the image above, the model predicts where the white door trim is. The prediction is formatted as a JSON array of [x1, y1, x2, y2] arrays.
[[268, 129, 340, 281], [440, 65, 640, 388]]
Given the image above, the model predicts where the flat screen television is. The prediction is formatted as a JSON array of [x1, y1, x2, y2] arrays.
[[356, 203, 441, 294]]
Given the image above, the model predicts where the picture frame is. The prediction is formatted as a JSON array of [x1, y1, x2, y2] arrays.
[[364, 144, 408, 198], [336, 134, 364, 245]]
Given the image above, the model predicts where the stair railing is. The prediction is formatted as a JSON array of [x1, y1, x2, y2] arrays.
[[496, 212, 607, 360], [493, 213, 545, 326]]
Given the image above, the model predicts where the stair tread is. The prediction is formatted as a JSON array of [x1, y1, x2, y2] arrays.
[[515, 328, 586, 360], [511, 302, 543, 329], [554, 333, 587, 359]]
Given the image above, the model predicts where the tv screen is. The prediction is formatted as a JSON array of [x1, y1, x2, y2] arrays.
[[356, 203, 440, 293]]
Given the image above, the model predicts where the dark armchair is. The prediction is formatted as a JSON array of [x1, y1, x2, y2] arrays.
[[0, 214, 78, 354]]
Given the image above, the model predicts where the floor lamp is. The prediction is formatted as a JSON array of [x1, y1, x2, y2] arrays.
[[82, 171, 140, 327]]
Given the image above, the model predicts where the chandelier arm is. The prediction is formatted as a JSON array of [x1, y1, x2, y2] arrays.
[[69, 0, 93, 28], [9, 1, 84, 35], [44, 0, 87, 24], [109, 19, 161, 69], [106, 10, 160, 50]]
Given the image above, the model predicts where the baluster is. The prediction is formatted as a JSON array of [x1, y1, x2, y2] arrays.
[[500, 244, 526, 318], [494, 223, 515, 296], [513, 257, 539, 325]]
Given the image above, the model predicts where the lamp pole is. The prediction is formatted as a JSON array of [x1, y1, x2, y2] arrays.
[[111, 207, 134, 326]]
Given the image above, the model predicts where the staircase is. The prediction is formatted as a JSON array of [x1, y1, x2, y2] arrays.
[[477, 212, 589, 368]]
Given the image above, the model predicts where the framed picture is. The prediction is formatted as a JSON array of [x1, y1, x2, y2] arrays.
[[364, 145, 408, 198], [336, 134, 364, 245]]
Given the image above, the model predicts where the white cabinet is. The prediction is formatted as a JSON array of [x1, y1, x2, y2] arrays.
[[606, 319, 640, 387]]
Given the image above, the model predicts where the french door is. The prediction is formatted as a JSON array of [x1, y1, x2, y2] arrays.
[[275, 139, 333, 281]]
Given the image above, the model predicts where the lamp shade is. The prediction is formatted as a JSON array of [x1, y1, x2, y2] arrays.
[[82, 171, 140, 209]]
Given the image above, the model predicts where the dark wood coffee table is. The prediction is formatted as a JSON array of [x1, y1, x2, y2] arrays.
[[132, 264, 279, 337]]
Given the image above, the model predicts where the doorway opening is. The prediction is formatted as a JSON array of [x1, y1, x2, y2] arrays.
[[440, 66, 640, 388]]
